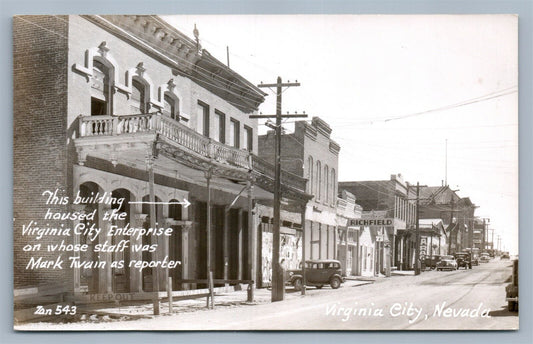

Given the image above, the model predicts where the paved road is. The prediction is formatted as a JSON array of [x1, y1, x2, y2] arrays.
[[18, 258, 518, 330]]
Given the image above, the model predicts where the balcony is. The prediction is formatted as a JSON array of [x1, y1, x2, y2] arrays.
[[77, 113, 307, 193]]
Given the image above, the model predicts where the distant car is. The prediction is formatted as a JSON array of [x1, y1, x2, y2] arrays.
[[505, 259, 518, 312], [480, 253, 490, 263], [285, 259, 345, 290], [454, 252, 472, 269], [436, 255, 458, 271], [501, 252, 510, 259], [424, 255, 442, 270], [471, 255, 480, 266]]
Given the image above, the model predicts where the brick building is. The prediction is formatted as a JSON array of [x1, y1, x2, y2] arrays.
[[259, 117, 340, 262], [13, 15, 310, 300]]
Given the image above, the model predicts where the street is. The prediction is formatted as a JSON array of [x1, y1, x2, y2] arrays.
[[17, 258, 518, 331]]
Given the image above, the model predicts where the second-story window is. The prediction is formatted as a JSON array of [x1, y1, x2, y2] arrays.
[[229, 118, 240, 148], [324, 165, 329, 203], [131, 79, 148, 114], [316, 160, 322, 200], [163, 93, 179, 121], [91, 60, 112, 115], [331, 168, 336, 204], [307, 156, 314, 195], [214, 110, 225, 143], [197, 101, 210, 137], [243, 125, 253, 151]]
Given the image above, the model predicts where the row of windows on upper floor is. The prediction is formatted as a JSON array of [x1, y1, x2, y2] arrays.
[[90, 60, 253, 151], [306, 156, 336, 206], [395, 195, 416, 223]]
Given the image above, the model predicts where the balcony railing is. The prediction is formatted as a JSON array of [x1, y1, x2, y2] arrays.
[[78, 113, 307, 191]]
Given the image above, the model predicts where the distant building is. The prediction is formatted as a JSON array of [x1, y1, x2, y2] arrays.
[[339, 174, 417, 272], [418, 186, 477, 254]]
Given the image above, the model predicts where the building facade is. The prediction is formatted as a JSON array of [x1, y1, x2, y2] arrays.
[[418, 186, 477, 255], [339, 174, 418, 272], [259, 117, 340, 262], [14, 15, 310, 300]]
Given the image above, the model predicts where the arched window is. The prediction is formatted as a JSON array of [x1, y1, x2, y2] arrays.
[[316, 160, 322, 200], [324, 165, 329, 203], [331, 168, 337, 204], [131, 78, 149, 114], [91, 60, 112, 115], [307, 156, 314, 195], [163, 93, 180, 121]]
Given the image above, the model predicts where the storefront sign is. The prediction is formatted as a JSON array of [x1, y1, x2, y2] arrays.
[[350, 218, 393, 226]]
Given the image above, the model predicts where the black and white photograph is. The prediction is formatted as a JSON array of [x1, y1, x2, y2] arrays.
[[12, 14, 519, 331]]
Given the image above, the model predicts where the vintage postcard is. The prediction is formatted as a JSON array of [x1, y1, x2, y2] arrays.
[[13, 14, 518, 330]]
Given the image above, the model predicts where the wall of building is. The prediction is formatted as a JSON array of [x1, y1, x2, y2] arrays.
[[13, 16, 72, 289], [67, 15, 259, 154]]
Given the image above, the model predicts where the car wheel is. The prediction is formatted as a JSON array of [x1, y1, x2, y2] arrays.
[[316, 285, 323, 289], [330, 276, 341, 289], [293, 278, 303, 291]]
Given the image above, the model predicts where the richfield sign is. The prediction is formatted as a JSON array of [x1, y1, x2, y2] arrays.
[[349, 218, 394, 226]]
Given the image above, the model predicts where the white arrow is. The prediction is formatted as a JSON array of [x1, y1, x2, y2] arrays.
[[129, 199, 191, 208]]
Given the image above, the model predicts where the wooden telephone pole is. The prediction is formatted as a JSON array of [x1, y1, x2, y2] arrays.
[[251, 77, 307, 302]]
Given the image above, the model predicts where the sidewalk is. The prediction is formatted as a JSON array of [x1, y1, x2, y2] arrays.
[[42, 279, 376, 325]]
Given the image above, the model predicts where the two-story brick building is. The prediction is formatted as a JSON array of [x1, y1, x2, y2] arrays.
[[14, 15, 310, 302], [259, 117, 340, 263]]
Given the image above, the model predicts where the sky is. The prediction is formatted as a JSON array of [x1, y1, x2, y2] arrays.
[[162, 15, 518, 254]]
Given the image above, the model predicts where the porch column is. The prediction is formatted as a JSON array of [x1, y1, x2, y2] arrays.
[[129, 204, 145, 293], [247, 180, 256, 301], [181, 223, 191, 290], [71, 204, 85, 293], [98, 203, 113, 294], [237, 209, 243, 280], [300, 203, 307, 295], [223, 207, 229, 286]]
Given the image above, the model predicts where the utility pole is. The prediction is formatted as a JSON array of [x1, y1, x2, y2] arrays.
[[251, 77, 307, 302]]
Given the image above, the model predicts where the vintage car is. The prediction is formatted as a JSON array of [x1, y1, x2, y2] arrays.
[[454, 252, 472, 269], [424, 255, 442, 270], [505, 259, 518, 312], [436, 255, 458, 271], [480, 253, 490, 263], [285, 259, 345, 291], [501, 252, 510, 259]]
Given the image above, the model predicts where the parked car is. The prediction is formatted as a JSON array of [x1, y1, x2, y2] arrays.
[[501, 252, 510, 259], [505, 259, 518, 312], [424, 255, 442, 270], [454, 252, 472, 269], [480, 253, 490, 263], [436, 255, 458, 271], [285, 259, 345, 290]]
